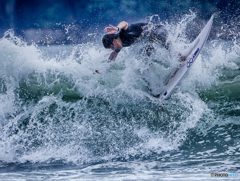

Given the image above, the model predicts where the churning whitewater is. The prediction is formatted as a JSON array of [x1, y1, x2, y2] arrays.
[[0, 14, 240, 179]]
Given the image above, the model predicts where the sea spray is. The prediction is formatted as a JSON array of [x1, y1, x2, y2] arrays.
[[0, 14, 239, 175]]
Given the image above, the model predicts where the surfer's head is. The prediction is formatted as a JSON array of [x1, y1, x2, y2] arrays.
[[102, 34, 122, 50]]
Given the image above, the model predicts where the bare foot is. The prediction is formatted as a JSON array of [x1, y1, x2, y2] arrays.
[[179, 54, 186, 62]]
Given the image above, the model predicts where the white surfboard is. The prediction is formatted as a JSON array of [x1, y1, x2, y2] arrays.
[[159, 15, 214, 100]]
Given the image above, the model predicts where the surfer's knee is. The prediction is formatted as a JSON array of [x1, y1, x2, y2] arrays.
[[151, 25, 169, 49], [145, 45, 155, 57]]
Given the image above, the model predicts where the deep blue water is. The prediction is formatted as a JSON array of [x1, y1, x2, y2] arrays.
[[0, 14, 240, 180]]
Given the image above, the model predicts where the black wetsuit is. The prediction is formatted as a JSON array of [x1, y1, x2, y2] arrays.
[[119, 23, 147, 47], [118, 22, 168, 48]]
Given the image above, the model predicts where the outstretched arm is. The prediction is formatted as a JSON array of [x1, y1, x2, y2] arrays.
[[108, 51, 119, 62], [116, 21, 129, 30], [94, 51, 119, 73], [104, 21, 129, 34]]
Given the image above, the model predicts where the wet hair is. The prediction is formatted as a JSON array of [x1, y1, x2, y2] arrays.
[[102, 34, 118, 49]]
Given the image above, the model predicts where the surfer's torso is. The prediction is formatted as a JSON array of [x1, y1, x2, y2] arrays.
[[118, 22, 168, 49]]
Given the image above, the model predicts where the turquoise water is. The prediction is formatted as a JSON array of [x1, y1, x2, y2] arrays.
[[0, 15, 240, 180]]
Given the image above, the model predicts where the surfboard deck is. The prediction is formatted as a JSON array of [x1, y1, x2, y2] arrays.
[[158, 15, 214, 100]]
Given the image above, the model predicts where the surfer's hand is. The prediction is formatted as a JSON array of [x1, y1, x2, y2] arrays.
[[93, 70, 100, 74], [104, 24, 118, 34]]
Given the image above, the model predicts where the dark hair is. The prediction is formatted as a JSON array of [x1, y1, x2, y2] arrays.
[[102, 34, 118, 48]]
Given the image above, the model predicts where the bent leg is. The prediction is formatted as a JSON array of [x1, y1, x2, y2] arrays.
[[151, 25, 170, 49]]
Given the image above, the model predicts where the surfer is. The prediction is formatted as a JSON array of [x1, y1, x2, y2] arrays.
[[102, 21, 169, 61]]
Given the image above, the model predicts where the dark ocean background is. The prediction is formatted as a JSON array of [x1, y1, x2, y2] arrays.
[[0, 0, 240, 180], [1, 0, 240, 44]]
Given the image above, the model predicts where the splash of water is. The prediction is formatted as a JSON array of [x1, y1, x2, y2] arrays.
[[0, 13, 240, 168]]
